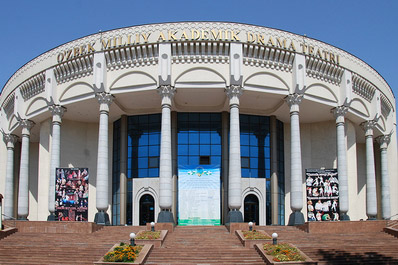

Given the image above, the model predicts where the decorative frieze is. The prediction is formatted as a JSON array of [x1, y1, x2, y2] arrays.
[[19, 71, 46, 101], [306, 56, 344, 85], [352, 73, 376, 103], [54, 53, 94, 84]]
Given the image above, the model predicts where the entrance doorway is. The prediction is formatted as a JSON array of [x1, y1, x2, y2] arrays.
[[244, 194, 259, 224], [139, 194, 155, 225]]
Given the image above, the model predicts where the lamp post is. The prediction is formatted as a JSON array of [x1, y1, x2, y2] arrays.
[[272, 232, 278, 245], [248, 221, 253, 231], [150, 222, 155, 232], [129, 232, 136, 246]]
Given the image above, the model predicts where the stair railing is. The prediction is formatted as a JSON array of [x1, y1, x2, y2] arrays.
[[1, 214, 16, 230], [386, 213, 398, 229]]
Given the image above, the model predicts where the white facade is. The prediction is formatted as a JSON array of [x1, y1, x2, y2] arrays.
[[0, 22, 396, 225]]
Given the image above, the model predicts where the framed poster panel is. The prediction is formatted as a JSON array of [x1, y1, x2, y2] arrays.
[[178, 165, 221, 226], [55, 168, 89, 221], [306, 168, 339, 222]]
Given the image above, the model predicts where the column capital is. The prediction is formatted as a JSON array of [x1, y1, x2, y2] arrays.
[[225, 85, 243, 100], [19, 119, 35, 135], [48, 104, 66, 123], [157, 85, 176, 106], [3, 134, 18, 149], [376, 134, 391, 150], [361, 120, 377, 137], [332, 105, 349, 124], [96, 92, 114, 112], [285, 93, 303, 112]]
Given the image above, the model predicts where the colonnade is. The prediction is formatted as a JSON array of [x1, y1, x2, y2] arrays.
[[1, 66, 393, 226]]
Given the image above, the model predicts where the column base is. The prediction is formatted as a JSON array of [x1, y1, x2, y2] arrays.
[[340, 213, 350, 221], [94, 210, 110, 225], [47, 213, 56, 221], [226, 209, 243, 224], [157, 210, 175, 223], [288, 211, 305, 226]]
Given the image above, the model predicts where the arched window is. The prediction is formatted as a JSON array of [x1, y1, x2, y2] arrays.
[[139, 194, 155, 225], [244, 194, 259, 224]]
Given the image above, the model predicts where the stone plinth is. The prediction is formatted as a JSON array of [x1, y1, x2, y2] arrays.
[[226, 222, 255, 234], [8, 221, 103, 234], [146, 222, 174, 233], [297, 220, 388, 234]]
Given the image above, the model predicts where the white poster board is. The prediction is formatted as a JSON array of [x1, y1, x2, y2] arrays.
[[178, 165, 221, 225]]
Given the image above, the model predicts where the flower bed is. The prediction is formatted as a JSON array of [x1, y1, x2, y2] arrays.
[[235, 229, 272, 248], [135, 230, 168, 248], [94, 243, 153, 265], [135, 231, 161, 240], [254, 243, 317, 265], [242, 230, 272, 240]]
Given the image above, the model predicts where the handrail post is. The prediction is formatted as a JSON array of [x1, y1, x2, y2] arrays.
[[0, 194, 3, 231]]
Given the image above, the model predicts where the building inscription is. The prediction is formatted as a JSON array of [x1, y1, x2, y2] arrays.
[[57, 29, 340, 65]]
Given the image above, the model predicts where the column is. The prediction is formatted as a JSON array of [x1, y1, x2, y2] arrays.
[[226, 85, 243, 223], [285, 93, 305, 225], [377, 134, 391, 220], [270, 116, 279, 225], [361, 120, 377, 220], [47, 105, 66, 220], [332, 106, 350, 220], [157, 85, 175, 223], [94, 92, 113, 225], [3, 134, 18, 219], [17, 119, 35, 220]]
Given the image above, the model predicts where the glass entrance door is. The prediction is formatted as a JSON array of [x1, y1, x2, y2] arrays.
[[244, 194, 259, 224], [139, 194, 154, 225]]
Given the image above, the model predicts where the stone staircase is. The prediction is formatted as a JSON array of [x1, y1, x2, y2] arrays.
[[0, 222, 398, 264], [145, 225, 264, 264], [258, 225, 398, 265], [0, 225, 143, 265]]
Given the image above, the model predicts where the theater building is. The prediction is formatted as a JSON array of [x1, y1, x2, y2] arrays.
[[0, 22, 396, 226]]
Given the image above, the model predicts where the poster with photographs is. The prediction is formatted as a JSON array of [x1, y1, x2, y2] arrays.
[[55, 168, 89, 222], [306, 168, 339, 222]]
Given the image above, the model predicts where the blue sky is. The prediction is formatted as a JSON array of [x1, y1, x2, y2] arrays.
[[1, 0, 397, 104]]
